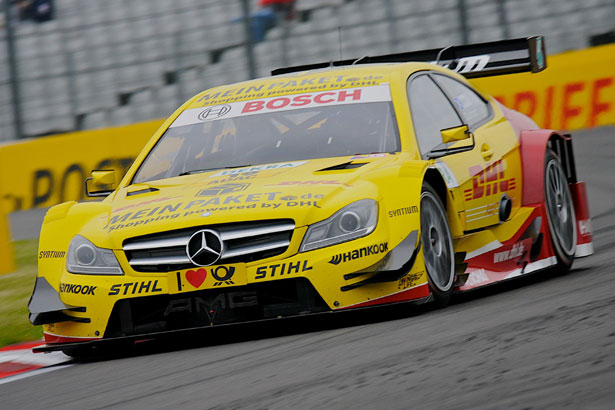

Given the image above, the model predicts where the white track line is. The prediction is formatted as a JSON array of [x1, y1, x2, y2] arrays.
[[0, 364, 73, 385]]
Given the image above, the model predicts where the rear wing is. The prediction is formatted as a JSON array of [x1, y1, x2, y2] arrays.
[[272, 36, 546, 78]]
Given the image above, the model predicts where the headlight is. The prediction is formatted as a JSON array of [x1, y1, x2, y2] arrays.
[[300, 199, 378, 252], [66, 235, 124, 275]]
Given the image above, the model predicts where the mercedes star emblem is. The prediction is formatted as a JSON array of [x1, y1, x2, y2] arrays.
[[186, 229, 223, 266]]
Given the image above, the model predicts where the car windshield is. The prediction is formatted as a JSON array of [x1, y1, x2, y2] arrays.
[[132, 91, 400, 184]]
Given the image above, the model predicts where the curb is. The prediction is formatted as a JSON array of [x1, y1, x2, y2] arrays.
[[0, 340, 71, 381]]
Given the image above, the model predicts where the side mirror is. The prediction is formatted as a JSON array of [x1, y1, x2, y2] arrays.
[[426, 124, 474, 159], [440, 124, 471, 143], [85, 169, 117, 198]]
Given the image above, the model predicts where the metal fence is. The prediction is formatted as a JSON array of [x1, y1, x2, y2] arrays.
[[1, 0, 613, 141]]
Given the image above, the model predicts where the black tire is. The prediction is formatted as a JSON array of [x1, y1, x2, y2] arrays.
[[544, 150, 577, 272], [420, 182, 455, 307]]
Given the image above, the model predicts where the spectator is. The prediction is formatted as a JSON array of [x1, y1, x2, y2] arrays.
[[235, 0, 296, 43], [17, 0, 54, 23], [259, 0, 296, 22], [249, 0, 296, 42]]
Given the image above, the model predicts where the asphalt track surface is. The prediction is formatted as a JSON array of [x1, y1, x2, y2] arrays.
[[3, 127, 614, 410]]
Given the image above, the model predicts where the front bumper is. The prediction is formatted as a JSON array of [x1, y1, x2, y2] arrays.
[[30, 229, 428, 344]]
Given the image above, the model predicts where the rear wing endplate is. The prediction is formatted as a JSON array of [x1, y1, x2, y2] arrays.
[[272, 36, 546, 78]]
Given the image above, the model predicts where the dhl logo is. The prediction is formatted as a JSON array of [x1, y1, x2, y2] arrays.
[[464, 160, 516, 201]]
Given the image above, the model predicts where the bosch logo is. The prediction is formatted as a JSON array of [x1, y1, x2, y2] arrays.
[[198, 105, 232, 120], [186, 229, 224, 266]]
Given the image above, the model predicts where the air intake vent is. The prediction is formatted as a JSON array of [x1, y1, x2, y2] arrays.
[[123, 220, 295, 272], [316, 161, 367, 172]]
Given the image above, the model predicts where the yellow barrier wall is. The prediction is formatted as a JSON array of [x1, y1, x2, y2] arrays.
[[0, 120, 163, 273], [0, 120, 163, 213], [472, 44, 615, 130], [0, 203, 15, 274]]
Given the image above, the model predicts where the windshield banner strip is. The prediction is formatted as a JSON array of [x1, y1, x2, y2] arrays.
[[170, 85, 392, 128]]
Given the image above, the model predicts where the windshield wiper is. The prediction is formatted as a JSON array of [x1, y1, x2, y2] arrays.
[[351, 151, 393, 156], [179, 164, 252, 176]]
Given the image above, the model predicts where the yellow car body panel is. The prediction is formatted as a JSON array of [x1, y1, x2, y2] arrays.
[[30, 57, 592, 347], [38, 150, 429, 339]]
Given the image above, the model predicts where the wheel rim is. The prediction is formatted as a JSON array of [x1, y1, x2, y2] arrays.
[[420, 191, 454, 292], [545, 159, 576, 256]]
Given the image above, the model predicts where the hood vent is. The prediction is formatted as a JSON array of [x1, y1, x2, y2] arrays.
[[316, 161, 367, 172], [127, 187, 159, 196]]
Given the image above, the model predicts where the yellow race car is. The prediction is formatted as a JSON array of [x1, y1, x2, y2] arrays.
[[29, 37, 593, 355]]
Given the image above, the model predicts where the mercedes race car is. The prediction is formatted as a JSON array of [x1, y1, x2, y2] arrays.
[[29, 36, 593, 355]]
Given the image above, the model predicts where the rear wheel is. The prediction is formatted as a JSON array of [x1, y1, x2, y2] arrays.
[[420, 182, 455, 307], [544, 150, 577, 272]]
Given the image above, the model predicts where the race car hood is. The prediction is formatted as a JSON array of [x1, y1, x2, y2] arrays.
[[84, 155, 404, 249]]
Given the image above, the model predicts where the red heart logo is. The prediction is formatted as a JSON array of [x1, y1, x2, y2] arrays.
[[186, 268, 207, 288]]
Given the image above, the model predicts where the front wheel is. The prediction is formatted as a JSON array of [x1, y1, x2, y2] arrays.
[[420, 182, 455, 307], [544, 150, 577, 272]]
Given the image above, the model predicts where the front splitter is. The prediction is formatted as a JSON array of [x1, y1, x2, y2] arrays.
[[34, 295, 430, 354]]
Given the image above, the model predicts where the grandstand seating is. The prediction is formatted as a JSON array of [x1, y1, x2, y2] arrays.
[[0, 0, 613, 140]]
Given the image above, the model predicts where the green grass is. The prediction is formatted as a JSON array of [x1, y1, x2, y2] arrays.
[[0, 239, 43, 347]]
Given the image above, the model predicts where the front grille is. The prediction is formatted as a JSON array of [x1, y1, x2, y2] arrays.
[[104, 278, 329, 337], [123, 219, 294, 272]]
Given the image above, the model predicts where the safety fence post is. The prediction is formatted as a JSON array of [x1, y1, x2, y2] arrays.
[[3, 0, 24, 139], [240, 0, 257, 79], [457, 0, 469, 45]]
